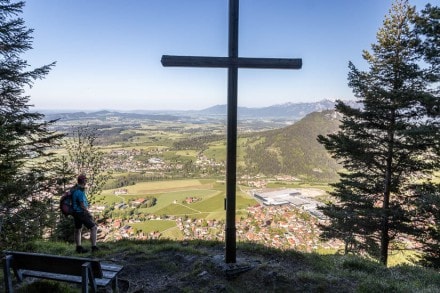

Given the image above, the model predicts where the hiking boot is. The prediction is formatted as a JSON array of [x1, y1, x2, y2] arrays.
[[76, 246, 88, 253], [91, 246, 100, 252]]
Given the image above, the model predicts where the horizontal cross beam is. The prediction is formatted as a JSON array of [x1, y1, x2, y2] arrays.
[[161, 55, 302, 69]]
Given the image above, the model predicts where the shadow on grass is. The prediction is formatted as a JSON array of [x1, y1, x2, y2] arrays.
[[2, 238, 440, 292]]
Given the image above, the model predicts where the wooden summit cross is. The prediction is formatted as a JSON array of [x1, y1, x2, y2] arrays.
[[161, 0, 302, 263]]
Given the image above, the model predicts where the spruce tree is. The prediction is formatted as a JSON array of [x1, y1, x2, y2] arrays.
[[318, 0, 440, 266], [412, 3, 440, 268], [415, 4, 440, 82], [0, 0, 62, 247]]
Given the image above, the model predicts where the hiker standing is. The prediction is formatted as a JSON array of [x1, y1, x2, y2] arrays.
[[72, 174, 99, 253]]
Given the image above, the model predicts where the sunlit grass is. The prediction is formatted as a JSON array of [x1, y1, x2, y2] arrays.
[[101, 179, 206, 195], [204, 142, 226, 161], [130, 220, 176, 233]]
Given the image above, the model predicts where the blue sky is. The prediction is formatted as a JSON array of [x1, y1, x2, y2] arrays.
[[22, 0, 432, 111]]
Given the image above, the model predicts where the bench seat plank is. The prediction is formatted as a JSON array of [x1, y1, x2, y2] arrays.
[[5, 251, 103, 277], [101, 263, 124, 273], [20, 269, 117, 287]]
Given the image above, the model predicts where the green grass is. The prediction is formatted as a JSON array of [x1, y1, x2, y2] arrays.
[[130, 220, 177, 233], [267, 181, 333, 191], [432, 172, 440, 183], [174, 149, 198, 158], [236, 193, 259, 208], [188, 193, 224, 212], [161, 226, 184, 239], [387, 249, 421, 267], [139, 189, 220, 214], [93, 178, 260, 242], [99, 179, 214, 204], [110, 179, 206, 194], [204, 211, 225, 220], [16, 280, 78, 293], [4, 239, 440, 293], [204, 142, 226, 161], [95, 193, 122, 205], [96, 179, 258, 230], [154, 204, 206, 216]]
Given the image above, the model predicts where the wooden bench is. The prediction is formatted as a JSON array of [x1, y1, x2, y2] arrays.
[[3, 251, 123, 293]]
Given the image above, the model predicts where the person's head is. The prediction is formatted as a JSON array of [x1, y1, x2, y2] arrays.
[[77, 174, 87, 186]]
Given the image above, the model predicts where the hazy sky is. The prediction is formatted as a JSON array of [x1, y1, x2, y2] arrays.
[[22, 0, 432, 111]]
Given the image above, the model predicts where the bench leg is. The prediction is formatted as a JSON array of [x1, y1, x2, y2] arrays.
[[81, 262, 89, 293], [3, 255, 13, 293], [82, 262, 97, 293], [112, 276, 119, 293]]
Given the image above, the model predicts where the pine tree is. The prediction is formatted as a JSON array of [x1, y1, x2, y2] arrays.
[[318, 0, 440, 266], [412, 3, 440, 268], [415, 4, 440, 83], [0, 0, 62, 247]]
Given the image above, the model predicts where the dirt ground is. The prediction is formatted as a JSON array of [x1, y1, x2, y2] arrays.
[[106, 243, 351, 293]]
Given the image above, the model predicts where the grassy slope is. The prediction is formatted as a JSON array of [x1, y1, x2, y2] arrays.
[[4, 239, 440, 292]]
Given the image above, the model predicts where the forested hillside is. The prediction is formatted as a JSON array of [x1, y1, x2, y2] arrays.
[[242, 110, 342, 181]]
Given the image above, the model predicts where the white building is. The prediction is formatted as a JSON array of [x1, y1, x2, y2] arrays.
[[253, 189, 301, 206]]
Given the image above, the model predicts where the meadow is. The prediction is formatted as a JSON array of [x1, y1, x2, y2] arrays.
[[95, 179, 258, 239]]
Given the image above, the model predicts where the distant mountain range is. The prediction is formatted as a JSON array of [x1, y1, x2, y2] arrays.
[[43, 99, 357, 122], [196, 99, 346, 118], [43, 110, 182, 122]]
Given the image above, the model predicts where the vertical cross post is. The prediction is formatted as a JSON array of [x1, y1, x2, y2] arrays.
[[225, 0, 239, 264], [161, 0, 302, 263]]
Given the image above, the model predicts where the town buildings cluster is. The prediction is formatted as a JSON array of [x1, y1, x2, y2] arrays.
[[106, 148, 181, 173], [87, 148, 341, 251], [105, 148, 225, 175], [92, 199, 342, 252]]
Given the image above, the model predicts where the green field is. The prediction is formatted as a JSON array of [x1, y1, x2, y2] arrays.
[[95, 178, 260, 240], [98, 179, 258, 221], [204, 142, 226, 161], [101, 179, 212, 195], [131, 220, 177, 233]]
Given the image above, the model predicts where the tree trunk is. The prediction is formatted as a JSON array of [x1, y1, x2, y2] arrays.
[[381, 111, 396, 266]]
